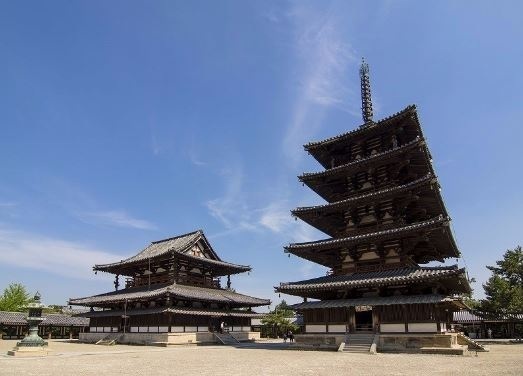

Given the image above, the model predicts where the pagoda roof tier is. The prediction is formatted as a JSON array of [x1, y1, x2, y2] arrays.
[[304, 105, 421, 168], [301, 142, 435, 204], [292, 174, 448, 237], [69, 282, 270, 308], [93, 230, 251, 277], [285, 215, 459, 267], [290, 294, 466, 310], [276, 266, 470, 296], [294, 174, 435, 216], [77, 306, 265, 319], [300, 136, 426, 183]]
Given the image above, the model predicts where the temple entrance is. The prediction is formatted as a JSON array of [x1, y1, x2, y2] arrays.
[[355, 306, 373, 332]]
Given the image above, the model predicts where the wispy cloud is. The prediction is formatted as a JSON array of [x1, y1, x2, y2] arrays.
[[0, 202, 18, 208], [205, 163, 258, 234], [78, 210, 157, 230], [0, 227, 119, 279], [258, 202, 292, 233], [283, 4, 359, 164]]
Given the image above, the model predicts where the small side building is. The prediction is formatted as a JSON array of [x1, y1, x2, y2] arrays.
[[0, 311, 89, 339], [454, 310, 523, 339], [69, 230, 270, 345]]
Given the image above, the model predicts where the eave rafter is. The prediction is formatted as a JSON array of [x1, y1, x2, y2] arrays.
[[300, 136, 425, 183], [292, 173, 436, 218]]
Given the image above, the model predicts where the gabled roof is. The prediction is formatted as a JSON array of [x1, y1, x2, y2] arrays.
[[69, 283, 270, 308], [93, 230, 251, 275], [305, 105, 418, 151], [276, 266, 469, 294]]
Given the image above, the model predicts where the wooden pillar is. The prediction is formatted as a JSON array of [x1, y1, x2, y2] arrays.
[[372, 307, 379, 333], [348, 307, 356, 333], [168, 312, 173, 333], [402, 306, 408, 333]]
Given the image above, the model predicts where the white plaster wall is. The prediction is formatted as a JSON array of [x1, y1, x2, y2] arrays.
[[306, 324, 327, 333], [328, 325, 346, 333], [184, 326, 198, 332], [408, 323, 437, 333], [381, 323, 405, 333]]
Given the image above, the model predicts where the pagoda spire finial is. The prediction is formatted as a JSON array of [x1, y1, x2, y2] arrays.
[[359, 57, 374, 125]]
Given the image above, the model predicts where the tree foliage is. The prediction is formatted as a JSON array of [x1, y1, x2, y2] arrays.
[[261, 300, 298, 337], [481, 246, 523, 314], [0, 283, 32, 312]]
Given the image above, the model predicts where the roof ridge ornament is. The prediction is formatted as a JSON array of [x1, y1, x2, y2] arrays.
[[359, 57, 374, 126]]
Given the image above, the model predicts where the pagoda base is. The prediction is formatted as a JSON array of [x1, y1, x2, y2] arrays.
[[293, 334, 345, 351], [292, 333, 468, 355], [378, 333, 467, 354]]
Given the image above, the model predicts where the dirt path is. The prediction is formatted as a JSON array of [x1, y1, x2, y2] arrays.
[[1, 340, 522, 376]]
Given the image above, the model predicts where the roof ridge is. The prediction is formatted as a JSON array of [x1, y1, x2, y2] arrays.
[[151, 229, 202, 244]]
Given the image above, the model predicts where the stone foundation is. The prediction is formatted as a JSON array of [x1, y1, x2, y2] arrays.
[[378, 333, 467, 355], [79, 331, 260, 346], [293, 334, 345, 350], [294, 333, 467, 355]]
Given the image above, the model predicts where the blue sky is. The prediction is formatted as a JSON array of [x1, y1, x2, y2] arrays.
[[1, 1, 522, 309]]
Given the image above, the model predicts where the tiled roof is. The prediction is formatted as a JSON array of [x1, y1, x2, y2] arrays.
[[78, 306, 265, 319], [453, 310, 523, 323], [0, 311, 26, 325], [69, 283, 270, 307], [300, 136, 424, 181], [304, 105, 418, 150], [290, 294, 463, 310], [277, 266, 465, 292], [292, 174, 435, 215], [94, 230, 250, 274], [286, 215, 449, 251], [0, 311, 89, 326]]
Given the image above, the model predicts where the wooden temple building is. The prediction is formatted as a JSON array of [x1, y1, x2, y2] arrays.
[[69, 230, 270, 345], [276, 61, 472, 353]]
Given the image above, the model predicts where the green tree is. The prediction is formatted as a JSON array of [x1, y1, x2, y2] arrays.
[[261, 300, 298, 338], [481, 246, 523, 314], [0, 283, 32, 312]]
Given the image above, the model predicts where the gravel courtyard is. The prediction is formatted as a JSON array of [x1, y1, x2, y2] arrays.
[[1, 340, 522, 376]]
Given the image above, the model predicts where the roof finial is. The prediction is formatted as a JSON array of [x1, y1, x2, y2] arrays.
[[359, 57, 374, 125]]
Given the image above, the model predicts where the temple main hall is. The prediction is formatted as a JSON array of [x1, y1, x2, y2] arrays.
[[276, 61, 473, 353], [70, 230, 270, 345]]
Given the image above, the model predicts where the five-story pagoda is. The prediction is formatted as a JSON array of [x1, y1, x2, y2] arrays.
[[276, 61, 471, 352]]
